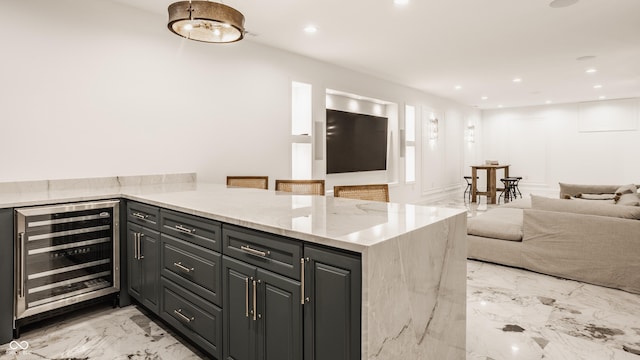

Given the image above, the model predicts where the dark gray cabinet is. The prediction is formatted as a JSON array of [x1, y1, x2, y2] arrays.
[[127, 201, 161, 314], [304, 245, 362, 360], [124, 204, 361, 360], [128, 222, 160, 313], [158, 209, 223, 357], [160, 277, 223, 358], [223, 255, 302, 360]]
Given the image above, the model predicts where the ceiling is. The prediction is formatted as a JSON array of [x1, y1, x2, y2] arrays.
[[113, 0, 640, 110]]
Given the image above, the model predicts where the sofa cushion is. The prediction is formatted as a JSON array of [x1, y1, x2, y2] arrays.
[[500, 197, 531, 209], [615, 184, 638, 195], [616, 193, 640, 206], [558, 183, 620, 199], [531, 195, 640, 219], [467, 208, 523, 241]]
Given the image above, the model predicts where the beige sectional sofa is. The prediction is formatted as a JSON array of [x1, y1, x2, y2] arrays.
[[467, 183, 640, 294]]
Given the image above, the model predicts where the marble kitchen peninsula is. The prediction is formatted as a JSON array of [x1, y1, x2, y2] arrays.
[[0, 175, 467, 359]]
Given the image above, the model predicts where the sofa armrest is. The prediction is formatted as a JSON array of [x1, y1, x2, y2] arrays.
[[522, 209, 640, 294]]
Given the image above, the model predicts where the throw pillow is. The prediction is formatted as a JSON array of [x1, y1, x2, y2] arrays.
[[569, 196, 616, 204], [616, 193, 640, 206], [558, 183, 620, 199], [615, 184, 638, 195], [531, 194, 640, 219]]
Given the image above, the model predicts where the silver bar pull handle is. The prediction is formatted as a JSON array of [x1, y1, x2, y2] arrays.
[[245, 277, 249, 318], [133, 233, 138, 260], [173, 262, 194, 273], [252, 279, 257, 321], [174, 309, 194, 323], [19, 232, 26, 298], [175, 224, 195, 234], [300, 258, 305, 305], [138, 233, 144, 259], [240, 245, 270, 258], [132, 212, 147, 220]]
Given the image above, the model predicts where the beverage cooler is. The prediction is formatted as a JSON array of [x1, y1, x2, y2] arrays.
[[14, 200, 120, 333]]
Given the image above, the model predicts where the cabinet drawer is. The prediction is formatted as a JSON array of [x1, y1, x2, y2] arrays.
[[161, 234, 221, 306], [127, 202, 160, 230], [160, 209, 221, 252], [160, 278, 222, 359], [223, 224, 302, 280]]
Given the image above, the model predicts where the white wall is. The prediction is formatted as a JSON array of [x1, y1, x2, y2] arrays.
[[0, 0, 477, 203], [481, 98, 640, 194]]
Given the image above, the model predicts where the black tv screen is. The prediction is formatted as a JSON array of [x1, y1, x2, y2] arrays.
[[326, 109, 388, 174]]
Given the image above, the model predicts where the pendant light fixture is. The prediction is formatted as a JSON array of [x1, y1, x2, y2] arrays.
[[168, 0, 245, 43]]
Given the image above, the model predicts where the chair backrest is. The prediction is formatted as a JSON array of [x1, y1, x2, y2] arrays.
[[333, 184, 389, 202], [226, 176, 269, 190], [275, 180, 325, 195]]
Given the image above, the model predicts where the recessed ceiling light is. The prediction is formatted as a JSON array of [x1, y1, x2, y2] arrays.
[[599, 95, 607, 100], [394, 0, 409, 5], [481, 96, 488, 100], [545, 100, 552, 104], [577, 55, 596, 61], [586, 68, 597, 74], [513, 78, 522, 83], [593, 84, 603, 89], [498, 105, 504, 108], [549, 0, 579, 8], [454, 85, 462, 90], [304, 25, 318, 33]]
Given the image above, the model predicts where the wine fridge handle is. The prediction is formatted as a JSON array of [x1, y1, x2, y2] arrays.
[[19, 232, 25, 298]]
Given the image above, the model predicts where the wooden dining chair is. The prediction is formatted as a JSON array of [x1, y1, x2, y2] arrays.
[[333, 184, 389, 202], [275, 179, 325, 195], [226, 176, 269, 190]]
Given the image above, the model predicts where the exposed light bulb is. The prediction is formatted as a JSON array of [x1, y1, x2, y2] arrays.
[[183, 23, 193, 31]]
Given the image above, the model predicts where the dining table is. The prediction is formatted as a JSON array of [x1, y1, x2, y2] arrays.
[[471, 164, 510, 204]]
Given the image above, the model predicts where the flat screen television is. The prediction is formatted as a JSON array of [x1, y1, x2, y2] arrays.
[[326, 109, 388, 174]]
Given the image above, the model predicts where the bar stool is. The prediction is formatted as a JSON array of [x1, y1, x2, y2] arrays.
[[463, 176, 478, 203], [511, 176, 523, 199], [499, 178, 517, 203]]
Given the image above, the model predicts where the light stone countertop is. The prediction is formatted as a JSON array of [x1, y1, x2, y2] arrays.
[[0, 177, 465, 253]]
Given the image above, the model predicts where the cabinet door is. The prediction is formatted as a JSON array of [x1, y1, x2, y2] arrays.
[[257, 268, 302, 360], [223, 256, 257, 360], [304, 246, 362, 360], [127, 223, 142, 301], [140, 226, 160, 313]]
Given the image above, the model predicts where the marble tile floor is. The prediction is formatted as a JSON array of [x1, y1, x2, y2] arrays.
[[0, 304, 209, 360], [2, 260, 639, 360], [467, 260, 640, 360]]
